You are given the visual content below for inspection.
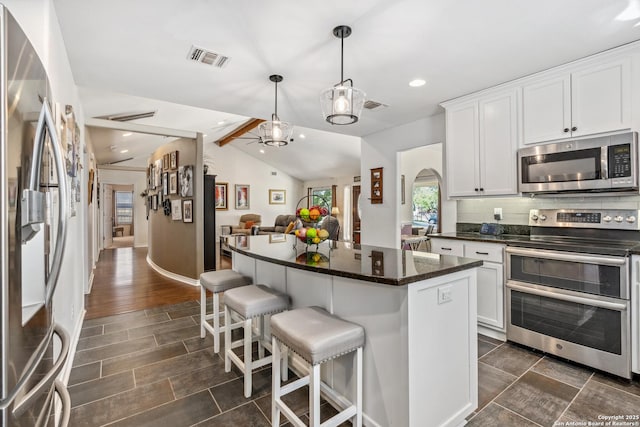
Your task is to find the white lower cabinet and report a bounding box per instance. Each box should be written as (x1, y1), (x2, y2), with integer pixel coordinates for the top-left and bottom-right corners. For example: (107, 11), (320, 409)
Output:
(430, 238), (506, 337)
(632, 255), (639, 374)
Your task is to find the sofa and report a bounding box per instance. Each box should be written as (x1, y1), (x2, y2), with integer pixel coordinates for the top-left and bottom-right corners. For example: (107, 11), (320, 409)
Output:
(258, 214), (297, 235)
(224, 213), (262, 236)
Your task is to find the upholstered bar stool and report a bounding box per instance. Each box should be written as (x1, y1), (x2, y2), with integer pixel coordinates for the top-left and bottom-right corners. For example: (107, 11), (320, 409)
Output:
(270, 306), (365, 427)
(199, 270), (252, 353)
(224, 284), (290, 398)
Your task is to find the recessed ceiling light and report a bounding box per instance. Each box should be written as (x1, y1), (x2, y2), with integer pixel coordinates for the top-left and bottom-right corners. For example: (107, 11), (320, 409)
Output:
(259, 149), (265, 154)
(120, 149), (129, 153)
(203, 134), (208, 137)
(217, 120), (225, 125)
(299, 134), (306, 139)
(409, 79), (426, 87)
(122, 132), (133, 137)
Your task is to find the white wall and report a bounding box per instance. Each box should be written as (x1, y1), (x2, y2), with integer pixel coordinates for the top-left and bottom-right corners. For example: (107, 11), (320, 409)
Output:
(5, 0), (88, 373)
(98, 168), (148, 247)
(204, 144), (304, 231)
(360, 114), (448, 248)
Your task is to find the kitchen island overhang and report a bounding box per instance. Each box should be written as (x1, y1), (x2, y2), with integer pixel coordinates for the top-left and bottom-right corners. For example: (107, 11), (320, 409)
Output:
(226, 235), (481, 427)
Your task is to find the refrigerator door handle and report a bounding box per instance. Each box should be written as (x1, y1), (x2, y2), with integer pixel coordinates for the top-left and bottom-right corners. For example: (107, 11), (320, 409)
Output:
(21, 99), (68, 303)
(11, 324), (70, 418)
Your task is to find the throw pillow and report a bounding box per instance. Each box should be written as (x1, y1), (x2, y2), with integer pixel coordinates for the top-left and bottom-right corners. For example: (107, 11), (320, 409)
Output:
(284, 221), (295, 234)
(245, 220), (255, 229)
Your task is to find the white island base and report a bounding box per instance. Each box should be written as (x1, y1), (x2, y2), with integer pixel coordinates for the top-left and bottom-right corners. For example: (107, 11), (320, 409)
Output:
(233, 252), (478, 427)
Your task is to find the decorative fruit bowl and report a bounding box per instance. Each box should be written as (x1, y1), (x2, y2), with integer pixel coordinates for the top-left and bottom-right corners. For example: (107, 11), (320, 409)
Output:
(294, 227), (330, 245)
(296, 251), (330, 267)
(296, 205), (329, 223)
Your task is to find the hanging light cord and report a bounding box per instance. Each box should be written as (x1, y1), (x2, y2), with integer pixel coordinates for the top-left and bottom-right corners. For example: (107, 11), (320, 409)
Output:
(340, 31), (345, 85)
(273, 79), (279, 121)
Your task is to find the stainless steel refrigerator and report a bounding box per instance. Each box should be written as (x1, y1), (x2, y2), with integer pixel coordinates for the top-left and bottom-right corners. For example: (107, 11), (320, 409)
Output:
(0, 4), (71, 426)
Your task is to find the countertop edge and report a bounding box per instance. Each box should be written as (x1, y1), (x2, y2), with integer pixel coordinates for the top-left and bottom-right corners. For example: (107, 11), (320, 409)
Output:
(229, 245), (483, 286)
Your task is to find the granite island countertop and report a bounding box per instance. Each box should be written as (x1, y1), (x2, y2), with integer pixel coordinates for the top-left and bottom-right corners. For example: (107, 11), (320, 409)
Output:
(227, 234), (482, 286)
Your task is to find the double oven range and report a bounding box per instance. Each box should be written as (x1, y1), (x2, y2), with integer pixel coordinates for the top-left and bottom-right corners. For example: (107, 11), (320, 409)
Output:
(506, 209), (639, 379)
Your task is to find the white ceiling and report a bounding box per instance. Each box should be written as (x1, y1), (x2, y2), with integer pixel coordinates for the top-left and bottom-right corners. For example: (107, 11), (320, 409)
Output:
(54, 0), (640, 178)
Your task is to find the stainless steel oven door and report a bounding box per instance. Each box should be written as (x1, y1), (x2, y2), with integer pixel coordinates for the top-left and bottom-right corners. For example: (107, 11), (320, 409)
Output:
(506, 247), (628, 299)
(506, 281), (631, 378)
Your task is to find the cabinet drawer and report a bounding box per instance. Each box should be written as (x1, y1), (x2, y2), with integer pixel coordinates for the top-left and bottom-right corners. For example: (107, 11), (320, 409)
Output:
(430, 239), (464, 257)
(464, 242), (504, 263)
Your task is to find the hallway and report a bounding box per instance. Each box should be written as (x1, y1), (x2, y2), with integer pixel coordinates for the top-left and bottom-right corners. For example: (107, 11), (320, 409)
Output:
(86, 247), (201, 319)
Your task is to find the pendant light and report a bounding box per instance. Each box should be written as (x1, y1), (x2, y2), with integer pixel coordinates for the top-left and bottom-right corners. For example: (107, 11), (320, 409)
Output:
(320, 25), (366, 125)
(259, 74), (293, 147)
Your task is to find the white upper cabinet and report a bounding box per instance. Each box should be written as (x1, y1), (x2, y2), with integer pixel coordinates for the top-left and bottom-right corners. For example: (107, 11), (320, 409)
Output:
(445, 89), (519, 198)
(522, 58), (631, 145)
(522, 76), (571, 144)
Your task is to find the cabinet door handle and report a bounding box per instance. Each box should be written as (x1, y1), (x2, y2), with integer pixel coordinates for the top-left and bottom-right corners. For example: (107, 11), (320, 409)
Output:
(475, 251), (489, 255)
(571, 126), (577, 132)
(474, 188), (479, 192)
(563, 128), (570, 133)
(441, 247), (452, 251)
(479, 188), (484, 191)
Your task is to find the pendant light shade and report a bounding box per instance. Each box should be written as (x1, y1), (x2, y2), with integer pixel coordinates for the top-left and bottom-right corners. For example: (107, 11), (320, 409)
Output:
(259, 74), (293, 147)
(320, 25), (366, 125)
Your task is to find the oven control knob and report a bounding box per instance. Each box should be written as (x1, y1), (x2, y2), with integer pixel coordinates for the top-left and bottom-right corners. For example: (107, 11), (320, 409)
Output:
(614, 215), (624, 223)
(539, 215), (547, 221)
(626, 216), (636, 223)
(603, 215), (612, 222)
(531, 214), (538, 221)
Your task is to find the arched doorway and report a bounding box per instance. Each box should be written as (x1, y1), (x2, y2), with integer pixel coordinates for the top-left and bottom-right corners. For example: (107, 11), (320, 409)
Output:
(412, 168), (442, 234)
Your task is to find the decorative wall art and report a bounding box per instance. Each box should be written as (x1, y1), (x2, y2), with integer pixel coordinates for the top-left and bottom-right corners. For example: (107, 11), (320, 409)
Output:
(235, 184), (250, 209)
(171, 199), (182, 220)
(183, 200), (193, 223)
(269, 189), (286, 205)
(179, 165), (194, 197)
(169, 172), (178, 195)
(153, 194), (158, 211)
(170, 151), (179, 169)
(163, 153), (170, 170)
(215, 183), (228, 210)
(154, 158), (162, 188)
(370, 167), (383, 204)
(64, 104), (80, 178)
(162, 172), (169, 196)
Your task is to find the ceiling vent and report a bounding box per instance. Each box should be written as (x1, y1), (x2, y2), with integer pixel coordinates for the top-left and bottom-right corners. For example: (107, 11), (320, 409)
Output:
(95, 110), (156, 122)
(363, 100), (388, 110)
(187, 45), (230, 68)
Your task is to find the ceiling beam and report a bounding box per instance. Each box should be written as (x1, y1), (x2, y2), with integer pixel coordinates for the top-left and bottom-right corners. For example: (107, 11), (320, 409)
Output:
(215, 118), (265, 147)
(85, 118), (198, 139)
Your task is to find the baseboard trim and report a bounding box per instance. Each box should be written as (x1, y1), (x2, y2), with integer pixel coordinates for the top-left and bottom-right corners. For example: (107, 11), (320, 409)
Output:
(134, 244), (148, 248)
(146, 255), (199, 287)
(61, 309), (86, 385)
(86, 271), (95, 294)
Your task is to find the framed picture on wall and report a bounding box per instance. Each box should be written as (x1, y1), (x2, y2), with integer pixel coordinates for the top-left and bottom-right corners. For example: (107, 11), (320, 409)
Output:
(162, 172), (169, 195)
(183, 200), (193, 223)
(170, 151), (179, 169)
(179, 165), (194, 197)
(163, 153), (170, 170)
(269, 189), (286, 205)
(152, 194), (158, 211)
(169, 172), (178, 195)
(235, 184), (250, 209)
(215, 183), (228, 210)
(171, 199), (182, 220)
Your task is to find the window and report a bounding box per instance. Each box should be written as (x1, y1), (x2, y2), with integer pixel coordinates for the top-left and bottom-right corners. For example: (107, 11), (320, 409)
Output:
(311, 187), (331, 207)
(412, 170), (440, 228)
(114, 191), (133, 225)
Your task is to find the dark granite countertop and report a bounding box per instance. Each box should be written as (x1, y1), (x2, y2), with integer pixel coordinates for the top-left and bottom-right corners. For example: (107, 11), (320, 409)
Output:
(227, 234), (482, 286)
(430, 232), (640, 256)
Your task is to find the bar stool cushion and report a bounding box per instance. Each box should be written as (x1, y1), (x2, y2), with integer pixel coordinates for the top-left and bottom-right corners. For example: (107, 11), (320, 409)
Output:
(271, 306), (365, 365)
(200, 270), (251, 294)
(224, 284), (289, 318)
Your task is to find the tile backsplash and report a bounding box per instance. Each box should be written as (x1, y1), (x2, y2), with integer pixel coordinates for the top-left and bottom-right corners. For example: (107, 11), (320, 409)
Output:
(457, 195), (640, 226)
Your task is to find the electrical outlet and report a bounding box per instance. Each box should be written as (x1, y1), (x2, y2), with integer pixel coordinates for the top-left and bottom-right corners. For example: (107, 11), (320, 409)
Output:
(494, 208), (503, 221)
(438, 286), (452, 304)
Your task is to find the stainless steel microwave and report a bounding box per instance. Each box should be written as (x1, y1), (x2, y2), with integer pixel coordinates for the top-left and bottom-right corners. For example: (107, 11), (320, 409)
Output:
(518, 132), (638, 195)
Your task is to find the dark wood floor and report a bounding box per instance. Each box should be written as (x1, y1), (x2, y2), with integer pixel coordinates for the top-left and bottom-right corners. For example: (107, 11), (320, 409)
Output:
(85, 247), (231, 320)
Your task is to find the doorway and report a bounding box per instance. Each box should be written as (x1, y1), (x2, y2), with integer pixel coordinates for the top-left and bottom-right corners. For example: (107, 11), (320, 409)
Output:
(412, 168), (441, 234)
(106, 184), (135, 248)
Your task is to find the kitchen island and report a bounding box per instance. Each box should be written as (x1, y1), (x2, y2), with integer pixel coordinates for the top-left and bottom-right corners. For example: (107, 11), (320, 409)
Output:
(227, 234), (482, 427)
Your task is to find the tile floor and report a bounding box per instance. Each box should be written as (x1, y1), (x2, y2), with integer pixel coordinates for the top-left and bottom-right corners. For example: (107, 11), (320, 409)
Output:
(68, 301), (640, 426)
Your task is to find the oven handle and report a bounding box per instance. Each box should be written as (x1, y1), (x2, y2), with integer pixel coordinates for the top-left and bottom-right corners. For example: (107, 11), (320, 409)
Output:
(506, 281), (628, 311)
(506, 247), (627, 266)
